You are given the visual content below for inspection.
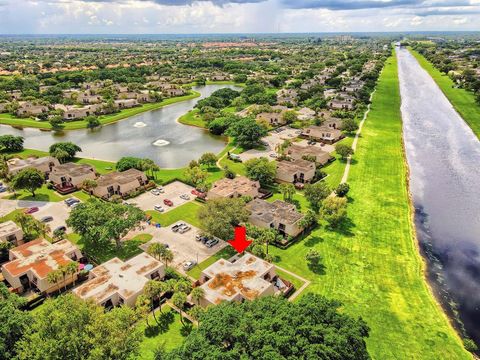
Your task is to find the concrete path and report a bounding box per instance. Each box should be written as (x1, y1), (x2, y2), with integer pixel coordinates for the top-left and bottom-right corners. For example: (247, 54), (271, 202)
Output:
(340, 89), (376, 184)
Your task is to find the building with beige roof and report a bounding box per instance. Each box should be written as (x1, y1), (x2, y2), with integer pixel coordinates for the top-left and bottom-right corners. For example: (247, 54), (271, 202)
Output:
(93, 168), (148, 199)
(49, 162), (96, 193)
(73, 253), (165, 308)
(197, 254), (276, 307)
(2, 239), (82, 294)
(286, 144), (332, 166)
(0, 220), (24, 246)
(208, 176), (260, 200)
(300, 125), (345, 144)
(7, 156), (60, 176)
(246, 199), (305, 237)
(276, 159), (316, 184)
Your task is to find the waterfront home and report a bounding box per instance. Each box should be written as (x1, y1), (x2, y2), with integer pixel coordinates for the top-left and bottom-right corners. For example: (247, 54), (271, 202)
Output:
(77, 91), (103, 105)
(209, 74), (231, 81)
(49, 162), (96, 193)
(16, 102), (49, 117)
(164, 88), (186, 97)
(2, 239), (83, 294)
(0, 221), (24, 246)
(136, 91), (156, 103)
(93, 168), (148, 199)
(55, 104), (101, 120)
(195, 254), (276, 307)
(114, 99), (138, 109)
(73, 253), (165, 308)
(246, 199), (305, 237)
(7, 156), (60, 177)
(300, 125), (345, 144)
(208, 176), (260, 200)
(328, 99), (354, 110)
(286, 144), (332, 166)
(276, 159), (316, 184)
(0, 102), (8, 113)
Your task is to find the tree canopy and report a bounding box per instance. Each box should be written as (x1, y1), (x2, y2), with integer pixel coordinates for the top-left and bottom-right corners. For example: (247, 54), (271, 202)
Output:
(167, 294), (370, 360)
(49, 142), (82, 162)
(244, 157), (276, 187)
(226, 117), (268, 148)
(0, 135), (24, 152)
(11, 168), (44, 196)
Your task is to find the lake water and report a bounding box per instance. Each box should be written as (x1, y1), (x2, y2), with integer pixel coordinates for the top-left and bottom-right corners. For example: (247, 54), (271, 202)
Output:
(397, 47), (480, 346)
(0, 85), (240, 168)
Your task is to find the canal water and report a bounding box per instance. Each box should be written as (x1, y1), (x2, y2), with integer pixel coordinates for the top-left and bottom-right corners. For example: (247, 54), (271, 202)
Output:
(397, 47), (480, 346)
(0, 85), (239, 168)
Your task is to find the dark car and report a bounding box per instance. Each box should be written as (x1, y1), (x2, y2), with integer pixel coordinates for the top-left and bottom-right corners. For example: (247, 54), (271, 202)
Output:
(40, 216), (54, 223)
(53, 226), (67, 233)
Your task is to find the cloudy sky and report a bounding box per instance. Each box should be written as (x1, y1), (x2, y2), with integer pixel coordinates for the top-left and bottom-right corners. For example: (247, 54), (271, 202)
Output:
(1, 0), (479, 34)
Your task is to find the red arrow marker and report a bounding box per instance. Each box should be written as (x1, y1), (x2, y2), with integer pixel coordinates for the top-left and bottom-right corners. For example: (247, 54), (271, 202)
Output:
(227, 226), (252, 254)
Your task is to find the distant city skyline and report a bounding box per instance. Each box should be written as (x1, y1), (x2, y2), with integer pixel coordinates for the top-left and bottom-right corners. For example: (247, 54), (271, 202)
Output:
(1, 0), (479, 34)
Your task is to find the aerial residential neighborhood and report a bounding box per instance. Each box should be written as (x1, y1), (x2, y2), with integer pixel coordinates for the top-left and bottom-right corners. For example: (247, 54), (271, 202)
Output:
(0, 4), (480, 360)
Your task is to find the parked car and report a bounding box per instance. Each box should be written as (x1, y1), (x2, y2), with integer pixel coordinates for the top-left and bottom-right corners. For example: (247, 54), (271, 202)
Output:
(163, 199), (173, 207)
(154, 205), (164, 212)
(196, 234), (208, 242)
(151, 189), (161, 196)
(171, 222), (185, 232)
(40, 216), (53, 223)
(205, 238), (219, 248)
(183, 261), (197, 271)
(65, 198), (80, 206)
(0, 186), (7, 193)
(24, 207), (39, 214)
(191, 189), (202, 196)
(269, 153), (277, 158)
(178, 224), (191, 234)
(53, 226), (67, 233)
(156, 186), (165, 193)
(180, 194), (190, 200)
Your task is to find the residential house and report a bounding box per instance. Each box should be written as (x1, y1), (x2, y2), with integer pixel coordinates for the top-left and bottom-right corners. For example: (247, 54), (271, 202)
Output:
(246, 199), (305, 237)
(297, 107), (316, 121)
(286, 144), (332, 166)
(328, 99), (354, 110)
(16, 102), (49, 117)
(49, 162), (96, 193)
(0, 221), (24, 246)
(7, 156), (60, 176)
(114, 99), (138, 109)
(136, 91), (156, 103)
(73, 253), (165, 308)
(8, 90), (22, 100)
(323, 89), (337, 98)
(55, 104), (101, 120)
(93, 168), (148, 199)
(208, 176), (260, 200)
(300, 125), (345, 144)
(276, 159), (316, 184)
(196, 254), (276, 307)
(276, 89), (298, 106)
(77, 92), (103, 105)
(256, 111), (285, 126)
(2, 239), (83, 294)
(0, 102), (8, 113)
(209, 74), (231, 81)
(164, 88), (185, 97)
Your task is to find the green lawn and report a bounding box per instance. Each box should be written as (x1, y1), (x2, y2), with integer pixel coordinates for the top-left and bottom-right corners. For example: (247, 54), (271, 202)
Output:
(146, 201), (203, 229)
(187, 246), (236, 279)
(137, 307), (192, 359)
(0, 92), (200, 130)
(269, 55), (469, 359)
(7, 184), (66, 202)
(177, 109), (207, 128)
(410, 49), (480, 139)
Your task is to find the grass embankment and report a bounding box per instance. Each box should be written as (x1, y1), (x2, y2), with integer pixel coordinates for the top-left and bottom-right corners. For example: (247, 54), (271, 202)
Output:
(410, 49), (480, 139)
(0, 92), (200, 130)
(269, 55), (470, 359)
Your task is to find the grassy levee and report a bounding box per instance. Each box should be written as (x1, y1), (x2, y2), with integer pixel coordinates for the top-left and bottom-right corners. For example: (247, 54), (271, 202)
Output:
(270, 55), (470, 359)
(0, 91), (200, 130)
(410, 49), (480, 139)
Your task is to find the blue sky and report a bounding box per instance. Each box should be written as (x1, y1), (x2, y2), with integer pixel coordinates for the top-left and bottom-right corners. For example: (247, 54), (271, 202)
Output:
(1, 0), (479, 34)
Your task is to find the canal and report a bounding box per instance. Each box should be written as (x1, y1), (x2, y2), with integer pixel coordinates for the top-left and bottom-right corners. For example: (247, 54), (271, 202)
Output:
(0, 84), (240, 168)
(397, 47), (480, 347)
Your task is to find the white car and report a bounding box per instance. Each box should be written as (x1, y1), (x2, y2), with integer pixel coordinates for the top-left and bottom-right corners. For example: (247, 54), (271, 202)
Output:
(154, 205), (164, 212)
(151, 189), (160, 196)
(156, 187), (165, 193)
(178, 224), (191, 233)
(183, 261), (197, 271)
(180, 194), (190, 200)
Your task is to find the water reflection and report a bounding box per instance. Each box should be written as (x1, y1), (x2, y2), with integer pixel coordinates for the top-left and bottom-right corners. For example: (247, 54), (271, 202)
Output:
(0, 85), (239, 168)
(397, 47), (480, 346)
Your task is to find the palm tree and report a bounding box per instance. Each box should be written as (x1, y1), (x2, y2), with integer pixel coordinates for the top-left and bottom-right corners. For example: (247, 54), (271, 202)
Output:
(144, 280), (165, 323)
(161, 249), (174, 267)
(171, 292), (187, 326)
(279, 183), (295, 202)
(65, 261), (79, 287)
(135, 295), (151, 328)
(147, 243), (166, 262)
(59, 264), (69, 291)
(190, 287), (205, 306)
(46, 269), (62, 294)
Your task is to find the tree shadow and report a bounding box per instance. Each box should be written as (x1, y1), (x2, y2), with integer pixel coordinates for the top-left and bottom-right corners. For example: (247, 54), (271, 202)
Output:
(307, 261), (326, 275)
(326, 217), (356, 237)
(180, 322), (193, 336)
(304, 236), (324, 248)
(144, 310), (175, 338)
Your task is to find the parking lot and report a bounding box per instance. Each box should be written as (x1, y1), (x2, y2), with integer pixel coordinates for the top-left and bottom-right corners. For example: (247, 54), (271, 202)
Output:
(31, 201), (74, 234)
(130, 181), (194, 213)
(239, 127), (302, 162)
(140, 222), (227, 274)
